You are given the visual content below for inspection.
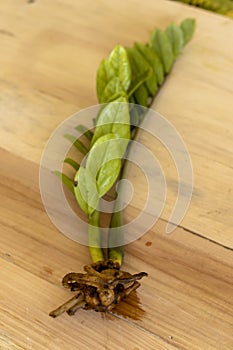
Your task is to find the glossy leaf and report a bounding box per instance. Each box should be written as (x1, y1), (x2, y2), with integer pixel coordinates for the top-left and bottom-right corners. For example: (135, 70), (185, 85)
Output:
(91, 96), (130, 153)
(126, 47), (149, 96)
(74, 167), (99, 215)
(108, 44), (131, 92)
(180, 18), (196, 46)
(134, 84), (149, 107)
(100, 77), (126, 103)
(127, 47), (157, 96)
(166, 23), (184, 59)
(96, 45), (131, 102)
(87, 133), (122, 197)
(134, 42), (164, 85)
(127, 70), (150, 98)
(96, 59), (115, 101)
(98, 159), (121, 197)
(150, 29), (174, 74)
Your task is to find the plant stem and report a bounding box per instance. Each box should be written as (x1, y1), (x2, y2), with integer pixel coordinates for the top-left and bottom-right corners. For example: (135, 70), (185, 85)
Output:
(108, 160), (128, 267)
(108, 209), (124, 266)
(108, 106), (147, 266)
(88, 209), (104, 263)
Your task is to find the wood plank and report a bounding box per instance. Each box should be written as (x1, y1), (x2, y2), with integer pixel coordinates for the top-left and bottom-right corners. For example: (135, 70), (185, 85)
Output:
(0, 0), (232, 248)
(1, 0), (233, 348)
(148, 11), (233, 247)
(0, 259), (176, 350)
(1, 149), (233, 349)
(0, 0), (232, 162)
(126, 120), (233, 247)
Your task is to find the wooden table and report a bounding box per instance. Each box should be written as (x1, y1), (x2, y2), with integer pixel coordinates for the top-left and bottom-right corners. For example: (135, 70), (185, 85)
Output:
(1, 1), (233, 349)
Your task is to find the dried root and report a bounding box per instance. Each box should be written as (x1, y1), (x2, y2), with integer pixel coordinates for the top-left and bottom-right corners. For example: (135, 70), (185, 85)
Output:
(49, 260), (147, 317)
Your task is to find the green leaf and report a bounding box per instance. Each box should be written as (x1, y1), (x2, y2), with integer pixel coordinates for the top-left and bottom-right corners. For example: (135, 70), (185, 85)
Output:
(128, 95), (135, 104)
(180, 18), (196, 46)
(64, 158), (80, 171)
(129, 103), (144, 127)
(126, 47), (157, 96)
(104, 91), (128, 103)
(134, 42), (164, 85)
(126, 47), (150, 97)
(97, 158), (121, 197)
(127, 70), (151, 98)
(53, 170), (74, 193)
(134, 83), (149, 107)
(64, 134), (88, 155)
(166, 23), (184, 59)
(96, 59), (115, 101)
(150, 29), (174, 74)
(75, 124), (93, 141)
(74, 167), (99, 215)
(108, 45), (131, 92)
(86, 133), (122, 197)
(91, 96), (130, 153)
(100, 76), (126, 103)
(96, 45), (131, 102)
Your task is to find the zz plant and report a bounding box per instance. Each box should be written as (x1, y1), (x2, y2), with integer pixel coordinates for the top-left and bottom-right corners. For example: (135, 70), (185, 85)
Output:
(50, 18), (195, 317)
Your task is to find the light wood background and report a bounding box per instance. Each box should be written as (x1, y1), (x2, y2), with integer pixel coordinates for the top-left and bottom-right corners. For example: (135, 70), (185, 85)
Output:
(0, 1), (233, 349)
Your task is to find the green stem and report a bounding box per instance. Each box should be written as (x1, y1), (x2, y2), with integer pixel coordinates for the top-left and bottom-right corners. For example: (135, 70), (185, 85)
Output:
(108, 158), (129, 267)
(108, 209), (124, 266)
(88, 209), (104, 263)
(108, 106), (147, 266)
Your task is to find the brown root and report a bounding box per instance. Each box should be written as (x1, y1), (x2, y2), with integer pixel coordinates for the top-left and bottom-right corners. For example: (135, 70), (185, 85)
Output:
(50, 260), (147, 317)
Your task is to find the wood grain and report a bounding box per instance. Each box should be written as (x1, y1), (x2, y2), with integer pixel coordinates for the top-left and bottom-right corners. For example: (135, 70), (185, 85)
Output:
(0, 0), (233, 349)
(1, 148), (233, 349)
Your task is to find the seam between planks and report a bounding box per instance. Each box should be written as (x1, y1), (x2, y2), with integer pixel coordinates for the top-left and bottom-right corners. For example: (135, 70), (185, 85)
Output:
(159, 217), (233, 252)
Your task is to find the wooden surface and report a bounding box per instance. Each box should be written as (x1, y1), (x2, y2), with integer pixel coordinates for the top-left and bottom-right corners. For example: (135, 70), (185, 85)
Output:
(0, 1), (233, 349)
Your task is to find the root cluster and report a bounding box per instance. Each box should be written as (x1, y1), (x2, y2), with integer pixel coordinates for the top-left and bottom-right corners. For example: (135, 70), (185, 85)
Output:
(49, 260), (147, 317)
